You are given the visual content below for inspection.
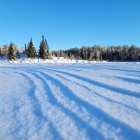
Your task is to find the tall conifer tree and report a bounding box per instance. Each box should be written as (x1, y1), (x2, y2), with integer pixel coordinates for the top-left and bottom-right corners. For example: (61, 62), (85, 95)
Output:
(39, 35), (49, 59)
(27, 38), (36, 58)
(8, 43), (16, 60)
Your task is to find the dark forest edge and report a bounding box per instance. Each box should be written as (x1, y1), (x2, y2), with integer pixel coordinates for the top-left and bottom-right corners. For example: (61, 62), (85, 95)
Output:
(0, 36), (140, 61)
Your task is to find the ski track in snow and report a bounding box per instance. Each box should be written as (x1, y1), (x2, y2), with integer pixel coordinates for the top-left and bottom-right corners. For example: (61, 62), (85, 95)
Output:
(0, 62), (140, 140)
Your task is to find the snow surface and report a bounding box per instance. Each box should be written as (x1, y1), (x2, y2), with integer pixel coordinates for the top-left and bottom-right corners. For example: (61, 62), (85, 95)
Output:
(0, 57), (91, 64)
(0, 62), (140, 140)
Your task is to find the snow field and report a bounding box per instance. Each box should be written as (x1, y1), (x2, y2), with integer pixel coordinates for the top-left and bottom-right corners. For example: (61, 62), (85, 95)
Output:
(0, 62), (140, 140)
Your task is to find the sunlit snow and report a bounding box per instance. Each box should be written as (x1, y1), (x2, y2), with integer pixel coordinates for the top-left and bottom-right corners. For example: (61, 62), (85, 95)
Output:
(0, 61), (140, 140)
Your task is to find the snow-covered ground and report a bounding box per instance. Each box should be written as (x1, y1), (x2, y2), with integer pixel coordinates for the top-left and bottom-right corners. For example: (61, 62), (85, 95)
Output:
(0, 62), (140, 140)
(0, 56), (90, 64)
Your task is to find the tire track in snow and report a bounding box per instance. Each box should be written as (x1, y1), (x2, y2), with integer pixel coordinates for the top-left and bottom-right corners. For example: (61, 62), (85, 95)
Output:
(20, 70), (94, 140)
(45, 68), (140, 98)
(2, 65), (139, 139)
(37, 70), (140, 140)
(37, 68), (140, 111)
(49, 70), (140, 112)
(45, 70), (140, 131)
(15, 71), (63, 140)
(38, 71), (124, 140)
(70, 67), (140, 86)
(42, 69), (140, 131)
(28, 71), (104, 140)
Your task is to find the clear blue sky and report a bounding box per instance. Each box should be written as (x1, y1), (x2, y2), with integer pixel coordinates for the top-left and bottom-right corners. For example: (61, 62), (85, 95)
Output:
(0, 0), (140, 50)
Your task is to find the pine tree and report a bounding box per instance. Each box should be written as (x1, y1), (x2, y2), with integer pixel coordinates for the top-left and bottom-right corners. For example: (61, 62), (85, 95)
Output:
(8, 43), (16, 60)
(27, 38), (36, 58)
(39, 36), (50, 59)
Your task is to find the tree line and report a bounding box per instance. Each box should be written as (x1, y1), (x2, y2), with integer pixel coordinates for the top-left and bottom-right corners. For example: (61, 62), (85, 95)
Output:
(52, 45), (140, 61)
(0, 38), (140, 61)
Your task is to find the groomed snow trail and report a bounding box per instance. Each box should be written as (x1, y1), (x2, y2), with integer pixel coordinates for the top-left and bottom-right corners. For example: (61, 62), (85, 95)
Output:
(0, 62), (140, 140)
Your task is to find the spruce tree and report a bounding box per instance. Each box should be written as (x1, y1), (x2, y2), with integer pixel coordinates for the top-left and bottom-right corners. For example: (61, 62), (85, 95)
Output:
(27, 38), (36, 58)
(39, 35), (49, 59)
(8, 43), (16, 60)
(39, 36), (47, 59)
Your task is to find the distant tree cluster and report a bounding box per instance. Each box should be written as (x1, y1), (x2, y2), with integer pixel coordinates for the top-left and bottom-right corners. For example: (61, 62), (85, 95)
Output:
(0, 43), (18, 60)
(0, 36), (50, 60)
(52, 45), (140, 61)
